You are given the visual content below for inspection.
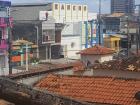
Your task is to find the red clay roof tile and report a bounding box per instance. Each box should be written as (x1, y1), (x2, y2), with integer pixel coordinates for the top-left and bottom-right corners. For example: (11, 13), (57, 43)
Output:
(77, 45), (115, 55)
(36, 74), (140, 105)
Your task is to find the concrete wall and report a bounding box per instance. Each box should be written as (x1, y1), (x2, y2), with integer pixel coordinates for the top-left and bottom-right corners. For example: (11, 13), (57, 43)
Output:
(61, 36), (81, 59)
(92, 69), (140, 79)
(50, 3), (88, 23)
(81, 55), (101, 66)
(11, 4), (52, 21)
(100, 55), (113, 62)
(81, 54), (113, 66)
(61, 22), (82, 59)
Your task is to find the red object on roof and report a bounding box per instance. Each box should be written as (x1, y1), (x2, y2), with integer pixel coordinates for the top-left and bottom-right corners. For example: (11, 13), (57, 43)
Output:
(36, 74), (140, 105)
(73, 61), (85, 71)
(77, 45), (115, 55)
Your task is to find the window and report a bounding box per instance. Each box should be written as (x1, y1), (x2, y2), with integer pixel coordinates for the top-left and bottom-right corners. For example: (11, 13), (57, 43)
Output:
(73, 6), (76, 11)
(67, 5), (70, 10)
(42, 30), (55, 43)
(71, 42), (75, 48)
(55, 4), (58, 10)
(84, 6), (87, 11)
(61, 5), (64, 10)
(79, 6), (81, 11)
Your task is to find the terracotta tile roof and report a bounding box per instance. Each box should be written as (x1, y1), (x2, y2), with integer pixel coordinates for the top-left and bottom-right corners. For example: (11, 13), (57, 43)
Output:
(93, 56), (140, 72)
(36, 74), (140, 105)
(77, 45), (115, 55)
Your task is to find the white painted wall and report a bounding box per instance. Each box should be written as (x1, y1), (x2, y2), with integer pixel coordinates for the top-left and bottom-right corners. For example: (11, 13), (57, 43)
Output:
(65, 4), (72, 23)
(59, 3), (66, 23)
(82, 5), (88, 21)
(39, 3), (97, 23)
(39, 3), (88, 23)
(100, 55), (113, 62)
(53, 3), (60, 23)
(72, 5), (78, 22)
(81, 54), (113, 66)
(61, 36), (81, 59)
(77, 5), (82, 22)
(61, 22), (82, 59)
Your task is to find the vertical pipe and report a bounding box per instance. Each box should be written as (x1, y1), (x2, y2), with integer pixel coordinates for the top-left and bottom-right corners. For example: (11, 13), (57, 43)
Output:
(127, 17), (130, 57)
(36, 26), (39, 59)
(98, 0), (101, 45)
(49, 44), (51, 63)
(8, 20), (12, 74)
(85, 21), (88, 48)
(136, 28), (139, 55)
(90, 20), (93, 47)
(46, 45), (48, 60)
(96, 24), (99, 44)
(26, 44), (28, 71)
(139, 5), (140, 49)
(20, 47), (24, 66)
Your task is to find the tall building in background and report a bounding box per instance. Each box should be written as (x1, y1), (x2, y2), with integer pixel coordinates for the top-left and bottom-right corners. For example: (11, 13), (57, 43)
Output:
(111, 0), (135, 14)
(0, 0), (12, 75)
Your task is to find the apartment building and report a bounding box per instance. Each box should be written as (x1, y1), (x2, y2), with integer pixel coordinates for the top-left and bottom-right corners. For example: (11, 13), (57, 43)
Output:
(0, 0), (12, 74)
(111, 0), (135, 14)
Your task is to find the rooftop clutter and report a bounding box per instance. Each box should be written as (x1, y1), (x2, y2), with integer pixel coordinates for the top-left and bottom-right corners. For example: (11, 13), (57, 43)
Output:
(93, 56), (140, 72)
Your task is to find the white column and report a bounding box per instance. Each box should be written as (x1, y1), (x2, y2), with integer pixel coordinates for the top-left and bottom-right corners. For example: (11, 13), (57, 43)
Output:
(26, 44), (28, 71)
(46, 45), (48, 61)
(20, 48), (24, 66)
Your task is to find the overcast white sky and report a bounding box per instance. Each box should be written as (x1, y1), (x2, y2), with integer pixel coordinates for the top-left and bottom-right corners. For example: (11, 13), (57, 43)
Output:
(11, 0), (140, 13)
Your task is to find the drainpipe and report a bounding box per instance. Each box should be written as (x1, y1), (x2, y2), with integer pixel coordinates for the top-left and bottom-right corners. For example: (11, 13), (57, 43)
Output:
(25, 44), (29, 71)
(90, 20), (93, 47)
(85, 21), (88, 48)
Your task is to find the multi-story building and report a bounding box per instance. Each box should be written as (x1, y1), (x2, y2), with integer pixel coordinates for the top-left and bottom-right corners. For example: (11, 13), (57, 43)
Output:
(111, 0), (135, 14)
(0, 0), (12, 74)
(12, 3), (99, 60)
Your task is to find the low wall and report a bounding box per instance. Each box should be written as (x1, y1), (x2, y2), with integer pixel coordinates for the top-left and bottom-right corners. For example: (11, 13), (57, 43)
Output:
(0, 77), (93, 105)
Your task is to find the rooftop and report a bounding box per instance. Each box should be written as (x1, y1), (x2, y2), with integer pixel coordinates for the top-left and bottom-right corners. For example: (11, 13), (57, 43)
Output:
(106, 13), (125, 18)
(77, 45), (115, 55)
(36, 74), (140, 105)
(12, 3), (51, 7)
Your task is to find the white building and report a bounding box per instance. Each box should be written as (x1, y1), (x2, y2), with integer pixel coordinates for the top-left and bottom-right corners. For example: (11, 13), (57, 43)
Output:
(39, 3), (97, 59)
(77, 45), (115, 66)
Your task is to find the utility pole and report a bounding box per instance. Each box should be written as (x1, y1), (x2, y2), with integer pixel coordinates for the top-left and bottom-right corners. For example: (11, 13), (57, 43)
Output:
(126, 16), (130, 57)
(135, 5), (140, 55)
(98, 0), (101, 45)
(35, 26), (39, 58)
(25, 44), (29, 71)
(7, 7), (12, 74)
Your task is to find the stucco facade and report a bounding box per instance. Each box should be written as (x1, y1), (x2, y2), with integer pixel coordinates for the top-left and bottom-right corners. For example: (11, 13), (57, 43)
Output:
(81, 54), (113, 66)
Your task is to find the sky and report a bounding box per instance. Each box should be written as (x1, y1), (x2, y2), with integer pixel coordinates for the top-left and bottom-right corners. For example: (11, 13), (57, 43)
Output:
(11, 0), (140, 13)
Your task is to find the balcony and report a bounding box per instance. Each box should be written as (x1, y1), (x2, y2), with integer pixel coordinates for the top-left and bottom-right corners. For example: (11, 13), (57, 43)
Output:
(0, 39), (7, 49)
